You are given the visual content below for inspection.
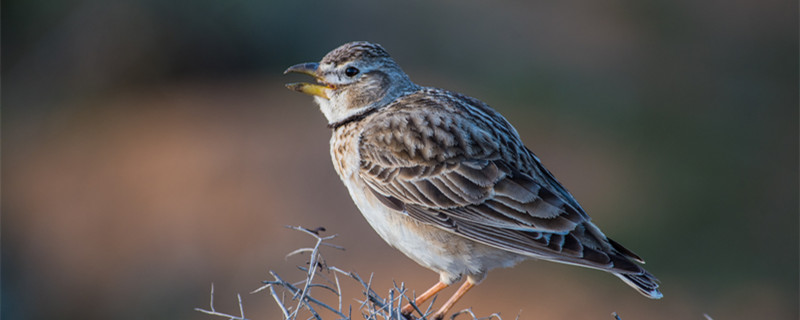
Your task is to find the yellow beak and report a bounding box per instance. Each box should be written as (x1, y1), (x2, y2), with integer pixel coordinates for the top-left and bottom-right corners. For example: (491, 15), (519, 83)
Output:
(284, 62), (332, 99)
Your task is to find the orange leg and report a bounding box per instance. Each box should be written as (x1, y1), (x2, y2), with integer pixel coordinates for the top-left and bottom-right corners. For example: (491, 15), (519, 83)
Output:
(431, 280), (475, 320)
(401, 281), (449, 316)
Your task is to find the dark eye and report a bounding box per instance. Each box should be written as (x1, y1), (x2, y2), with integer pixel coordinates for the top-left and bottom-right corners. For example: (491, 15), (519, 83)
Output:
(345, 66), (360, 77)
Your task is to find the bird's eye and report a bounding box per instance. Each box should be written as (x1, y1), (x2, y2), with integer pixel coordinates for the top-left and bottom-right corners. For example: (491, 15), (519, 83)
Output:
(345, 66), (360, 77)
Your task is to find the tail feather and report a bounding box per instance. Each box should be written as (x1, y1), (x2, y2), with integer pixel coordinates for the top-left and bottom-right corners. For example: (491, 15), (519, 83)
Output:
(608, 237), (644, 263)
(602, 235), (661, 298)
(614, 271), (663, 299)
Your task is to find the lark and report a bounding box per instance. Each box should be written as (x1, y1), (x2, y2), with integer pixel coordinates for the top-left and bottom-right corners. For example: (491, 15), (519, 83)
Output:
(285, 41), (661, 319)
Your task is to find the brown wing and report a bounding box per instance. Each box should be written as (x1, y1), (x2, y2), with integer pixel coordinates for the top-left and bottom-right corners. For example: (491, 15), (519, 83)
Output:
(357, 90), (647, 274)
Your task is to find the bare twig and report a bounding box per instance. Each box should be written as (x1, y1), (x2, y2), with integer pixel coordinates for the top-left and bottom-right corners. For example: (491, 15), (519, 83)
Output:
(451, 308), (504, 320)
(270, 286), (291, 319)
(198, 226), (491, 320)
(195, 284), (249, 320)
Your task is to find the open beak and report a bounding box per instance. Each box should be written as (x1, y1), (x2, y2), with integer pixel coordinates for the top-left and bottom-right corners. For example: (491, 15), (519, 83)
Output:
(284, 62), (332, 99)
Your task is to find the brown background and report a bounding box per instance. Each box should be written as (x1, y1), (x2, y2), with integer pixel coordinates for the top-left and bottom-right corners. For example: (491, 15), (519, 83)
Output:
(3, 1), (798, 319)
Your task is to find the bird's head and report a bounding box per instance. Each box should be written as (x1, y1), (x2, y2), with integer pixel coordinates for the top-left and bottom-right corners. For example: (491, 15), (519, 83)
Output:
(284, 41), (417, 126)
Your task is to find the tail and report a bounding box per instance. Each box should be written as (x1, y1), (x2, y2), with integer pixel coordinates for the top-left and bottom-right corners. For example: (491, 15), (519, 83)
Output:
(614, 270), (662, 299)
(607, 237), (663, 299)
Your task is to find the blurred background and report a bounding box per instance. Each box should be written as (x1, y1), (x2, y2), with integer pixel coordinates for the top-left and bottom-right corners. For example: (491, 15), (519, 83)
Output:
(3, 1), (797, 319)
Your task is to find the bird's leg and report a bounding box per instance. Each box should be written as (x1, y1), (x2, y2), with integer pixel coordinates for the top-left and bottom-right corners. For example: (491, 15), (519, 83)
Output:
(430, 280), (475, 320)
(400, 281), (448, 316)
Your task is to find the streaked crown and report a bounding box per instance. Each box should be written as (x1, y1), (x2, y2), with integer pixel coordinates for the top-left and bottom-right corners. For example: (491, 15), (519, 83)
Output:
(321, 41), (392, 66)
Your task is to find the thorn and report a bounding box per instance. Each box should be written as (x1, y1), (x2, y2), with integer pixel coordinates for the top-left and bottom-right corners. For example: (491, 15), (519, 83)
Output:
(304, 226), (327, 235)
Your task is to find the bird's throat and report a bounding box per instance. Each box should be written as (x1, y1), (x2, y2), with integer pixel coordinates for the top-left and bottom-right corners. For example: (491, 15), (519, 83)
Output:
(327, 106), (380, 130)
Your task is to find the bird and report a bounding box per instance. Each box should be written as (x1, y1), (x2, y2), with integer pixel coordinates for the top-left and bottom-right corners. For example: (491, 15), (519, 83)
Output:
(284, 41), (661, 319)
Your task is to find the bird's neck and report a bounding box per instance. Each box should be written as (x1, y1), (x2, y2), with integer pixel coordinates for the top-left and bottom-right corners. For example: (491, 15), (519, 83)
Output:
(327, 106), (381, 130)
(319, 79), (419, 129)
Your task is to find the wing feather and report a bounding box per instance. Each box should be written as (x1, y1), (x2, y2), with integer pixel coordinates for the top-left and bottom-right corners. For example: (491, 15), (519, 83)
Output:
(357, 90), (647, 275)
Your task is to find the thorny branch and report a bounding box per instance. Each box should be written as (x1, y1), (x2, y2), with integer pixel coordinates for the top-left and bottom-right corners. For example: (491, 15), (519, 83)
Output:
(196, 225), (658, 320)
